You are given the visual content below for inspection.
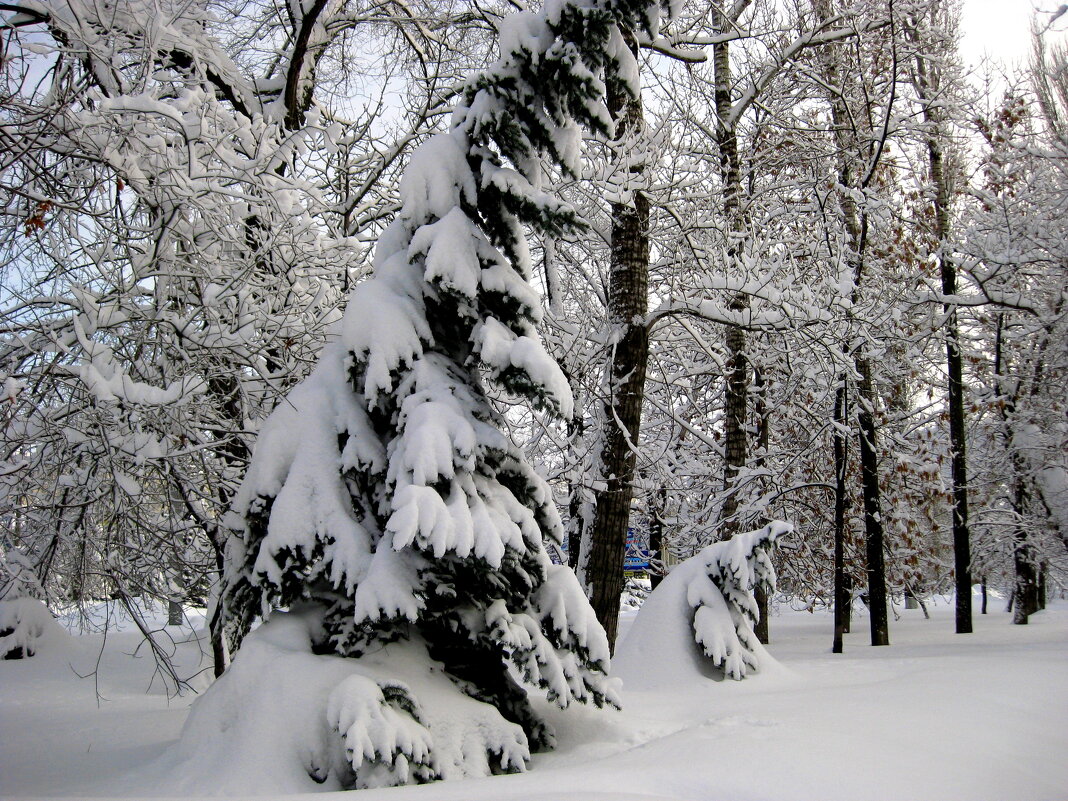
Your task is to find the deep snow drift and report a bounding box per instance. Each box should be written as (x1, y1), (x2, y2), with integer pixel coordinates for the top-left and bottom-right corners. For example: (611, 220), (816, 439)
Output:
(1, 593), (1066, 801)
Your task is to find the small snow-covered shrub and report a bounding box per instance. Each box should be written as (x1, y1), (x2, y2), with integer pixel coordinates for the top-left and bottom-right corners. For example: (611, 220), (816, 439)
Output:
(688, 522), (791, 679)
(614, 522), (791, 688)
(0, 597), (63, 659)
(1, 548), (61, 659)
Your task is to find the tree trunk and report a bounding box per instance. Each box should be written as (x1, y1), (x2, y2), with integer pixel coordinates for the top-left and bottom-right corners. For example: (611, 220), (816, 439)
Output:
(856, 356), (890, 646)
(813, 0), (890, 647)
(566, 415), (586, 573)
(995, 315), (1041, 627)
(648, 485), (667, 590)
(919, 64), (972, 633)
(168, 600), (183, 626)
(1012, 463), (1042, 624)
(721, 318), (748, 533)
(833, 381), (849, 653)
(712, 26), (750, 540)
(585, 28), (649, 652)
(1013, 542), (1038, 625)
(753, 367), (771, 643)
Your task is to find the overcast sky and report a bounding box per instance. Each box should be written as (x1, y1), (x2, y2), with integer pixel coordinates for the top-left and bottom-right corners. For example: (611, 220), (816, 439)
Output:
(960, 0), (1068, 71)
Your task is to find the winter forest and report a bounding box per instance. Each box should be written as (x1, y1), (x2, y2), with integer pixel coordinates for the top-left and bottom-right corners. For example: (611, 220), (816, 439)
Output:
(1, 0), (1066, 799)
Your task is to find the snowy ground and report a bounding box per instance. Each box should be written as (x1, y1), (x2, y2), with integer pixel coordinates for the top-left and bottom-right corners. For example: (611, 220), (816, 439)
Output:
(2, 593), (1065, 801)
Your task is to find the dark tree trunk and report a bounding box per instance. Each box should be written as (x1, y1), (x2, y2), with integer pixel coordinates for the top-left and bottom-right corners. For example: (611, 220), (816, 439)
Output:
(753, 368), (771, 643)
(941, 254), (973, 634)
(813, 0), (890, 647)
(995, 315), (1041, 627)
(753, 586), (770, 644)
(833, 381), (849, 653)
(586, 29), (649, 652)
(648, 486), (667, 590)
(1012, 462), (1041, 625)
(712, 28), (749, 539)
(843, 573), (853, 634)
(1013, 543), (1038, 625)
(567, 494), (583, 572)
(856, 357), (890, 646)
(208, 532), (229, 676)
(925, 114), (972, 635)
(566, 414), (585, 573)
(721, 318), (748, 532)
(200, 374), (252, 673)
(980, 578), (988, 615)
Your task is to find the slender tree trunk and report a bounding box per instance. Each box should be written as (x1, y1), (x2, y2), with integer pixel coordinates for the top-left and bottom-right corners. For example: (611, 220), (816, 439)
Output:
(202, 374), (251, 674)
(566, 414), (586, 573)
(586, 28), (649, 651)
(843, 573), (853, 633)
(813, 1), (890, 646)
(1012, 462), (1041, 624)
(753, 368), (771, 643)
(208, 534), (229, 676)
(648, 485), (667, 590)
(713, 27), (750, 540)
(940, 211), (973, 635)
(856, 357), (890, 646)
(1013, 540), (1038, 625)
(833, 381), (849, 653)
(994, 314), (1040, 626)
(918, 57), (972, 633)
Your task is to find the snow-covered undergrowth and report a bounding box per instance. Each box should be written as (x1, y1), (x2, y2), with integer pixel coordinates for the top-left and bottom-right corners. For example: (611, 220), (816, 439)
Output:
(0, 597), (67, 659)
(142, 609), (536, 794)
(615, 522), (790, 687)
(3, 592), (1067, 800)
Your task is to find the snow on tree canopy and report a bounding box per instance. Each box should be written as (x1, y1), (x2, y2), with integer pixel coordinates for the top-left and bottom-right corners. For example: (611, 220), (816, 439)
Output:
(613, 522), (792, 689)
(219, 0), (668, 788)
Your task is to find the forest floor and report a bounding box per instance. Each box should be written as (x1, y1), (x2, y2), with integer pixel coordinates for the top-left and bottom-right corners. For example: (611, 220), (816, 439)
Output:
(1, 590), (1065, 801)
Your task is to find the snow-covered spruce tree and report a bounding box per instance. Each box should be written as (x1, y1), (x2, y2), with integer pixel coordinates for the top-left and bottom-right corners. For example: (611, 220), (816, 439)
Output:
(220, 0), (667, 784)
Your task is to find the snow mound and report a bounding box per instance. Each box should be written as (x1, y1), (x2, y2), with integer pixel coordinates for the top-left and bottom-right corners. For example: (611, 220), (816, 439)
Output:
(135, 609), (531, 794)
(0, 598), (68, 659)
(613, 522), (791, 690)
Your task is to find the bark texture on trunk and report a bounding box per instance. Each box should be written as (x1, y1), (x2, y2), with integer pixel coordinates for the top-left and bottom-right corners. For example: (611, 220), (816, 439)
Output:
(712, 27), (750, 539)
(1012, 459), (1041, 624)
(994, 314), (1042, 626)
(753, 368), (771, 643)
(648, 485), (667, 590)
(856, 357), (890, 646)
(919, 60), (972, 634)
(586, 29), (649, 652)
(832, 381), (849, 653)
(813, 0), (890, 646)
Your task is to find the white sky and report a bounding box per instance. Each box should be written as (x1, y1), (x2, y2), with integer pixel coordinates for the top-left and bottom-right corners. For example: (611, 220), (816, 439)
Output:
(960, 0), (1068, 72)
